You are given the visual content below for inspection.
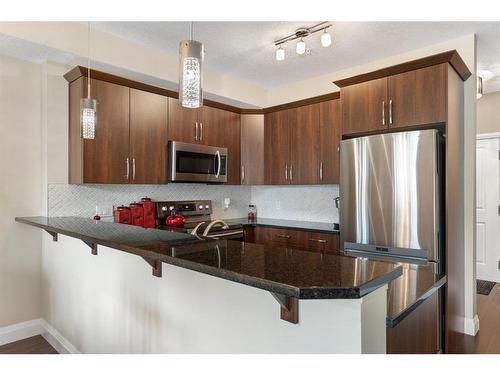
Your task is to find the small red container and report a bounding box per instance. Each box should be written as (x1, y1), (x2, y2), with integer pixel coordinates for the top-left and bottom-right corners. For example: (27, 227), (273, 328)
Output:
(141, 197), (156, 228)
(166, 210), (185, 228)
(114, 206), (131, 224)
(129, 202), (144, 227)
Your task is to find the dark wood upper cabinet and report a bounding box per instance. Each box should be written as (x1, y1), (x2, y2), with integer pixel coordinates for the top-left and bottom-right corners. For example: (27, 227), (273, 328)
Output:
(340, 63), (449, 136)
(265, 110), (291, 185)
(319, 99), (341, 184)
(130, 89), (168, 184)
(341, 77), (388, 135)
(167, 98), (200, 144)
(387, 64), (447, 129)
(202, 106), (241, 184)
(241, 114), (264, 185)
(83, 79), (130, 184)
(291, 104), (319, 185)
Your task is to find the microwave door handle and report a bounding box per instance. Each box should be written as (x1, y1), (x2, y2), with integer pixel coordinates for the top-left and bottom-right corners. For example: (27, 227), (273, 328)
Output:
(215, 150), (221, 178)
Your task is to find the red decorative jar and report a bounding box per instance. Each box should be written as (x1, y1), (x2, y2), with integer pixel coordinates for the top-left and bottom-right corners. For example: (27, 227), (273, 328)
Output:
(129, 202), (144, 227)
(141, 197), (156, 228)
(114, 206), (131, 224)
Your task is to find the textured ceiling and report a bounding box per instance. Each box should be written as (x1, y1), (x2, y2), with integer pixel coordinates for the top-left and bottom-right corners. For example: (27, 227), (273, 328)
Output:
(92, 21), (500, 91)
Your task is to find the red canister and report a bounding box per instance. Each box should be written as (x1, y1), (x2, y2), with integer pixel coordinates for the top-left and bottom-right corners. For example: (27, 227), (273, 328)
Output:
(141, 197), (156, 228)
(129, 202), (144, 227)
(114, 206), (131, 224)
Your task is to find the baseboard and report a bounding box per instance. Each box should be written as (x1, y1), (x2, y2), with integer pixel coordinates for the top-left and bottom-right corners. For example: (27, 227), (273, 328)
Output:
(0, 319), (45, 346)
(463, 314), (480, 336)
(0, 318), (79, 353)
(40, 320), (80, 354)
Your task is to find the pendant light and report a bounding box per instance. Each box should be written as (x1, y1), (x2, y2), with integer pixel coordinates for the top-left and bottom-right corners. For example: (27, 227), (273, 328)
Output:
(80, 22), (97, 139)
(179, 22), (204, 108)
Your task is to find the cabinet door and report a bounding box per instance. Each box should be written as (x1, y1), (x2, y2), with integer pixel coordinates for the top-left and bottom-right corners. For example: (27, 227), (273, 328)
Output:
(319, 99), (341, 184)
(129, 89), (168, 184)
(83, 79), (130, 184)
(202, 106), (241, 184)
(341, 77), (388, 135)
(168, 98), (200, 143)
(290, 104), (320, 185)
(388, 64), (447, 129)
(241, 114), (264, 185)
(264, 110), (291, 185)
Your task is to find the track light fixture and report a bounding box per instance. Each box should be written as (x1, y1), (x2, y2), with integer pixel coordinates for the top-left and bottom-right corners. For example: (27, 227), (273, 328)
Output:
(274, 22), (332, 61)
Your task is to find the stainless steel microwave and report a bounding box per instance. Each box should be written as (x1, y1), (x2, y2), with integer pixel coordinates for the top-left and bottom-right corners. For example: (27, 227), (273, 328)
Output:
(168, 141), (227, 183)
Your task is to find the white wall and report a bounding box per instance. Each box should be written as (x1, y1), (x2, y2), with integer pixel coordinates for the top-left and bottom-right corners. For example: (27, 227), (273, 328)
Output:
(0, 55), (43, 326)
(477, 91), (500, 134)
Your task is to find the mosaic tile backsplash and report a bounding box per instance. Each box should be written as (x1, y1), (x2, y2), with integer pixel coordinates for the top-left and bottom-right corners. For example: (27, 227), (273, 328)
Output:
(251, 185), (339, 223)
(48, 184), (252, 220)
(48, 184), (339, 223)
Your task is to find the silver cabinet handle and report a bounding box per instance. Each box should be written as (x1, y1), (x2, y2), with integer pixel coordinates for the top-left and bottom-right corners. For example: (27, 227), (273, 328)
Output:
(389, 99), (393, 125)
(195, 122), (199, 141)
(382, 101), (386, 126)
(320, 162), (323, 181)
(309, 238), (327, 243)
(277, 234), (291, 239)
(285, 164), (288, 181)
(215, 150), (221, 178)
(241, 165), (245, 184)
(125, 158), (130, 180)
(290, 165), (293, 182)
(200, 122), (203, 142)
(132, 158), (136, 181)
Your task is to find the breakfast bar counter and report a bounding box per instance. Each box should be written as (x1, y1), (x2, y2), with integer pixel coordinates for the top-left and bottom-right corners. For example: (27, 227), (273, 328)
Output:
(16, 216), (405, 353)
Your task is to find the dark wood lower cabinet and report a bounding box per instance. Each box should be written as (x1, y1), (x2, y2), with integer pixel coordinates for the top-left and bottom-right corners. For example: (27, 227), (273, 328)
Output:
(386, 291), (440, 354)
(246, 226), (340, 255)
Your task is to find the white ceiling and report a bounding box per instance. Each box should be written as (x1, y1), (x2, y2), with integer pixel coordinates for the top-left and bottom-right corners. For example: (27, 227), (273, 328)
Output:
(93, 21), (500, 91)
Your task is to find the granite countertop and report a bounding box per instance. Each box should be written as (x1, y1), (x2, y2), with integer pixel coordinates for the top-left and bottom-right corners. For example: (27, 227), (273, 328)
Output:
(16, 216), (401, 300)
(226, 217), (339, 234)
(387, 263), (447, 327)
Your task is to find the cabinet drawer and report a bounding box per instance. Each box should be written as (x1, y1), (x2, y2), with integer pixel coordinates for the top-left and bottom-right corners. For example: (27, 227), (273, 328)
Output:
(304, 232), (340, 254)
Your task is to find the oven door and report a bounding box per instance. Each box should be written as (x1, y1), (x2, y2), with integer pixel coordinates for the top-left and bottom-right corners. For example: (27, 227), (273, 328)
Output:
(168, 141), (228, 183)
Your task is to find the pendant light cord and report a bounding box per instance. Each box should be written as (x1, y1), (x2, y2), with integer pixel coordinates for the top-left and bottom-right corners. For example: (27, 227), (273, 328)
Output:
(87, 21), (91, 99)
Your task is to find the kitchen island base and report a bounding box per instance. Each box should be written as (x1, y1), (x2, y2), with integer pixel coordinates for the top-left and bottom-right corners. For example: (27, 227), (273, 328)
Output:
(41, 233), (389, 354)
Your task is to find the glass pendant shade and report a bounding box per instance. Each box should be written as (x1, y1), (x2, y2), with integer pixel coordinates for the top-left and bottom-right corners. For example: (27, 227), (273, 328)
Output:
(276, 46), (285, 61)
(321, 30), (332, 47)
(296, 39), (306, 55)
(179, 40), (204, 108)
(80, 97), (97, 139)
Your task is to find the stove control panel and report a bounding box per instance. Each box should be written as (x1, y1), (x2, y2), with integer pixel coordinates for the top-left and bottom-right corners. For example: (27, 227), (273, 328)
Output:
(155, 200), (212, 219)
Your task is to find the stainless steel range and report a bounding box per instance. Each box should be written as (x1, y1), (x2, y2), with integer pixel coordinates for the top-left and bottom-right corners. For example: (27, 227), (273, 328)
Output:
(155, 200), (243, 240)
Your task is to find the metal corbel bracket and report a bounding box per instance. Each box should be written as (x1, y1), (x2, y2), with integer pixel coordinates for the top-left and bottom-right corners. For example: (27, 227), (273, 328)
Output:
(270, 292), (299, 324)
(142, 257), (162, 278)
(45, 230), (58, 242)
(82, 240), (98, 255)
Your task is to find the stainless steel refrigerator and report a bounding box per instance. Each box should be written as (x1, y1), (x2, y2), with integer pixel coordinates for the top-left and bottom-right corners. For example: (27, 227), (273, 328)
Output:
(340, 129), (444, 271)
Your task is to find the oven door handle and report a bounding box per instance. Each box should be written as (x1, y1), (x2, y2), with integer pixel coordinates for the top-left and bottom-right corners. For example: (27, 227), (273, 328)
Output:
(215, 150), (221, 178)
(204, 229), (244, 239)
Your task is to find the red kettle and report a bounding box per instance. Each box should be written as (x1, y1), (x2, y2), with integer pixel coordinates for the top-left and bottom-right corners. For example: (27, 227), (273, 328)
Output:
(166, 209), (185, 228)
